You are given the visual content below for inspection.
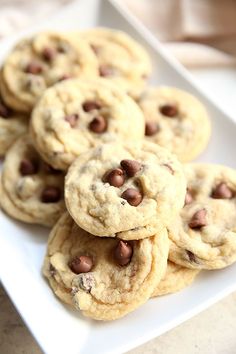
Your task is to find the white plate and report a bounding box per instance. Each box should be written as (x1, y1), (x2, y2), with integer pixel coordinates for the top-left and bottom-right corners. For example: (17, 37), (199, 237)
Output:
(1, 1), (236, 353)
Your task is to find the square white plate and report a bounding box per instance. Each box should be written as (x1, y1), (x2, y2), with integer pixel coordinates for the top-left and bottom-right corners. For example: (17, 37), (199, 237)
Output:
(1, 1), (236, 353)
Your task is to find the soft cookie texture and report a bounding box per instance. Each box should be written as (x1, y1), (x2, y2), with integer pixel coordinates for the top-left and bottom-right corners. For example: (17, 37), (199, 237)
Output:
(80, 27), (151, 97)
(138, 87), (211, 162)
(30, 78), (145, 170)
(0, 93), (28, 156)
(65, 141), (186, 240)
(43, 212), (169, 321)
(0, 134), (65, 226)
(169, 163), (236, 269)
(152, 261), (199, 297)
(0, 32), (98, 112)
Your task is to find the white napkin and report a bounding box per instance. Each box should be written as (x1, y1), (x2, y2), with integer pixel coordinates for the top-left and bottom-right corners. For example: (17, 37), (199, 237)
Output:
(0, 0), (71, 38)
(123, 0), (236, 68)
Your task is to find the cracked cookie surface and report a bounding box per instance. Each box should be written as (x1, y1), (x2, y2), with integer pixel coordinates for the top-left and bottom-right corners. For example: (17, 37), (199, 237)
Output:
(0, 134), (65, 226)
(0, 32), (98, 112)
(65, 141), (186, 240)
(80, 27), (151, 97)
(138, 87), (211, 162)
(43, 212), (169, 320)
(169, 163), (236, 269)
(30, 78), (145, 170)
(152, 261), (199, 296)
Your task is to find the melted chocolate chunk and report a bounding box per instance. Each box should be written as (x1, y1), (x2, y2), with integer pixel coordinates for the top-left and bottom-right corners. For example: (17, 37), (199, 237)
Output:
(69, 256), (93, 274)
(19, 158), (38, 176)
(89, 116), (107, 133)
(211, 182), (233, 199)
(145, 121), (160, 136)
(121, 188), (143, 206)
(188, 209), (207, 229)
(120, 159), (141, 177)
(41, 186), (61, 203)
(103, 168), (125, 187)
(159, 104), (178, 117)
(114, 240), (133, 266)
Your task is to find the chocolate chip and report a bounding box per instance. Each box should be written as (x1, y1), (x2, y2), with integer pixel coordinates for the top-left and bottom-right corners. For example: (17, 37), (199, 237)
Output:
(114, 240), (133, 266)
(99, 65), (114, 77)
(121, 188), (143, 206)
(159, 104), (178, 117)
(69, 256), (93, 274)
(103, 168), (125, 187)
(0, 102), (11, 118)
(41, 186), (61, 203)
(25, 61), (43, 75)
(145, 121), (160, 136)
(89, 116), (107, 133)
(185, 190), (193, 205)
(120, 159), (141, 177)
(42, 47), (56, 61)
(211, 182), (233, 199)
(186, 250), (197, 263)
(65, 114), (79, 128)
(19, 158), (38, 175)
(188, 209), (207, 229)
(82, 101), (101, 112)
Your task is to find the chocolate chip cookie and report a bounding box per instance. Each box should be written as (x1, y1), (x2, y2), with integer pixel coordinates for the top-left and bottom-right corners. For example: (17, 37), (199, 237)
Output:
(0, 134), (65, 226)
(0, 93), (28, 156)
(138, 87), (211, 162)
(43, 212), (169, 320)
(169, 163), (236, 269)
(65, 141), (186, 240)
(30, 78), (145, 170)
(80, 27), (151, 97)
(152, 261), (199, 297)
(0, 32), (98, 112)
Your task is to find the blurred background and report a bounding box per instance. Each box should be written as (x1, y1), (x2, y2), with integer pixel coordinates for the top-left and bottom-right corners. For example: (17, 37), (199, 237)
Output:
(124, 0), (236, 118)
(0, 1), (236, 353)
(0, 0), (235, 116)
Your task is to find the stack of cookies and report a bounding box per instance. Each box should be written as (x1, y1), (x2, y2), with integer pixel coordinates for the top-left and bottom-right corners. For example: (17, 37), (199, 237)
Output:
(1, 27), (236, 321)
